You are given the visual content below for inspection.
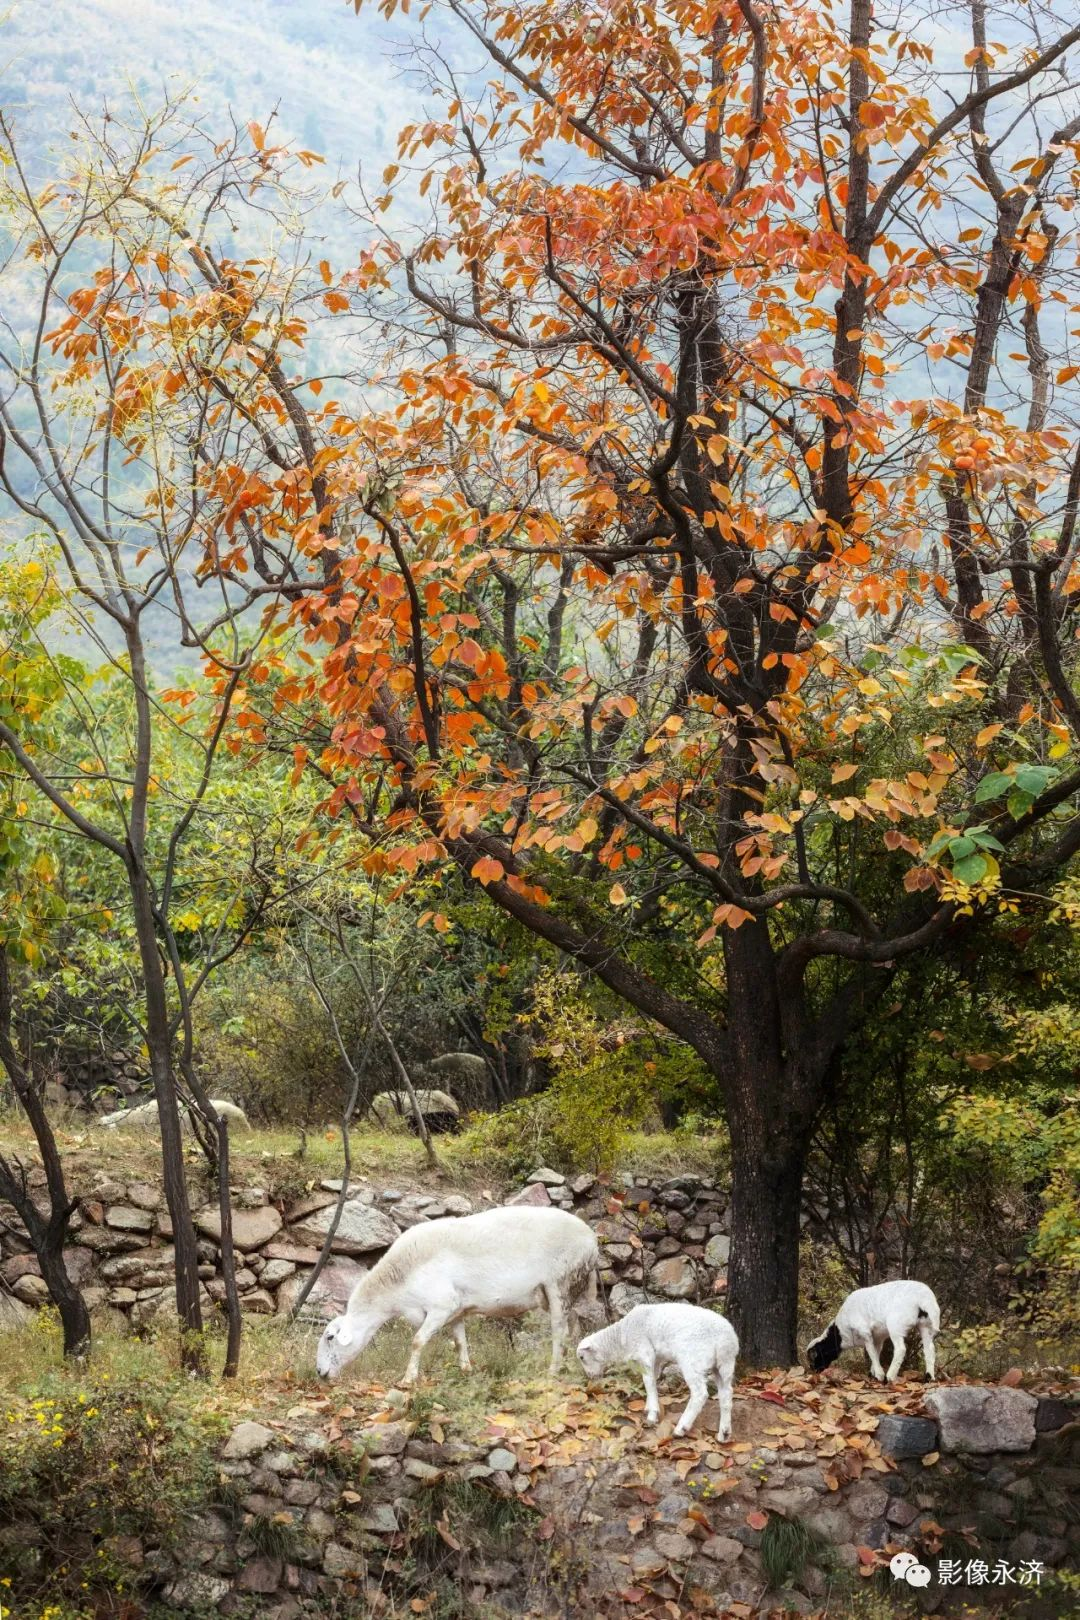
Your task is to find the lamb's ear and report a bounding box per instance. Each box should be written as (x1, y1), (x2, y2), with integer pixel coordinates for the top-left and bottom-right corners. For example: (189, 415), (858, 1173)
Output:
(337, 1321), (354, 1348)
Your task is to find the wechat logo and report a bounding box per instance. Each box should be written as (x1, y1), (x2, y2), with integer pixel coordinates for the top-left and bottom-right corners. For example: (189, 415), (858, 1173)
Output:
(891, 1552), (932, 1587)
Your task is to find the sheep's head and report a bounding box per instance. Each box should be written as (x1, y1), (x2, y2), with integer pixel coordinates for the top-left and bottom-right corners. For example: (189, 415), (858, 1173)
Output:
(316, 1313), (375, 1379)
(805, 1322), (843, 1372)
(576, 1330), (607, 1378)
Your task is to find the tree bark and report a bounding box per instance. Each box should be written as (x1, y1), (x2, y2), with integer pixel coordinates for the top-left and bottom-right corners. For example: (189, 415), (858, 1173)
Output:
(726, 1120), (809, 1368)
(0, 955), (90, 1359)
(129, 876), (204, 1365)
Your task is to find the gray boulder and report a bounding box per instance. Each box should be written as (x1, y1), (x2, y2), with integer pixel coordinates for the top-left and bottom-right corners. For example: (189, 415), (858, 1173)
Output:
(288, 1200), (399, 1254)
(925, 1386), (1037, 1454)
(876, 1415), (939, 1460)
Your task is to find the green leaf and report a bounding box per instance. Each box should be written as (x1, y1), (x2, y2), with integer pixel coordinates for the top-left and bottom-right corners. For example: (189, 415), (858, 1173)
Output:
(953, 852), (989, 885)
(974, 771), (1012, 803)
(1006, 788), (1035, 820)
(947, 835), (977, 860)
(1015, 765), (1056, 798)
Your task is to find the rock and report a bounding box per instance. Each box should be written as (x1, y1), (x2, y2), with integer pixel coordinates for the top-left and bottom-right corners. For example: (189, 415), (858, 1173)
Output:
(357, 1503), (398, 1535)
(364, 1422), (414, 1458)
(224, 1421), (275, 1460)
(264, 1242), (322, 1266)
(126, 1183), (160, 1211)
(259, 1259), (297, 1288)
(163, 1573), (231, 1608)
(885, 1497), (921, 1528)
(195, 1205), (283, 1252)
(487, 1448), (517, 1473)
(504, 1181), (551, 1208)
(649, 1256), (697, 1299)
(100, 1247), (177, 1283)
(442, 1194), (474, 1216)
(527, 1167), (566, 1187)
(700, 1534), (743, 1565)
(610, 1282), (649, 1316)
(404, 1459), (444, 1484)
(370, 1089), (460, 1132)
(875, 1415), (939, 1460)
(0, 1254), (41, 1284)
(323, 1542), (365, 1577)
(846, 1486), (889, 1522)
(803, 1506), (852, 1541)
(106, 1205), (155, 1233)
(761, 1589), (814, 1614)
(288, 1201), (399, 1255)
(570, 1174), (596, 1197)
(1036, 1397), (1074, 1433)
(761, 1486), (819, 1517)
(12, 1275), (49, 1304)
(73, 1226), (144, 1255)
(0, 1294), (31, 1331)
(284, 1480), (320, 1507)
(285, 1192), (340, 1223)
(925, 1386), (1037, 1454)
(704, 1234), (730, 1268)
(654, 1530), (696, 1563)
(242, 1289), (276, 1314)
(276, 1260), (368, 1321)
(305, 1508), (336, 1538)
(238, 1555), (283, 1594)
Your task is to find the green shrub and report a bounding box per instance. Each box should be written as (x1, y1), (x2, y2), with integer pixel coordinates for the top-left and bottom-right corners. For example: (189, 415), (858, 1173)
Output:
(0, 1358), (226, 1612)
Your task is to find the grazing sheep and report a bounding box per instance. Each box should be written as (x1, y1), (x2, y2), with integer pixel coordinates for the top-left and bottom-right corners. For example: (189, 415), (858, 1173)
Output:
(577, 1303), (739, 1440)
(315, 1205), (600, 1386)
(97, 1098), (251, 1133)
(806, 1279), (940, 1380)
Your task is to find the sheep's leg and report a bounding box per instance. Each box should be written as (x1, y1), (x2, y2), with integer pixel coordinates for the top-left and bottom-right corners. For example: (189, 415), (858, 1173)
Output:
(860, 1332), (887, 1381)
(673, 1370), (709, 1438)
(546, 1287), (568, 1375)
(715, 1371), (733, 1443)
(401, 1306), (456, 1386)
(884, 1328), (908, 1382)
(918, 1319), (937, 1379)
(451, 1320), (472, 1373)
(640, 1356), (661, 1426)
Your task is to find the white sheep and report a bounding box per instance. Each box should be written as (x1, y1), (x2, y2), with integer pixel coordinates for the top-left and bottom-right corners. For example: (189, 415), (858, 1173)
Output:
(576, 1303), (739, 1440)
(806, 1279), (940, 1381)
(315, 1205), (600, 1386)
(97, 1098), (251, 1133)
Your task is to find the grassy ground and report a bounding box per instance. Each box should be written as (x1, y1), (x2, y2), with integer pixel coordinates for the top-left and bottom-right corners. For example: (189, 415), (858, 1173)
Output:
(0, 1111), (726, 1203)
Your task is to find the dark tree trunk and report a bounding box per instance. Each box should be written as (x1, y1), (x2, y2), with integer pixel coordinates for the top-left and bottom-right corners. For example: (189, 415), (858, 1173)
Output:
(0, 956), (90, 1359)
(726, 1126), (809, 1368)
(720, 917), (822, 1368)
(130, 878), (204, 1366)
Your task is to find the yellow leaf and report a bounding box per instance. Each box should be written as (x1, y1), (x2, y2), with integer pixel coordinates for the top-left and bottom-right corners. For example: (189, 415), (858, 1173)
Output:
(610, 882), (629, 906)
(831, 763), (858, 783)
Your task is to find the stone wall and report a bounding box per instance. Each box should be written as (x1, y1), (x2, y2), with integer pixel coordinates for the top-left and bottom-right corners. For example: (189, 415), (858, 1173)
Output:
(68, 1381), (1077, 1617)
(0, 1164), (733, 1328)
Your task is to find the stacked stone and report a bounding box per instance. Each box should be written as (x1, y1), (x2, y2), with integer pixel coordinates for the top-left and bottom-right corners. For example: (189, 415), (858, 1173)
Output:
(0, 1165), (733, 1327)
(508, 1167), (731, 1311)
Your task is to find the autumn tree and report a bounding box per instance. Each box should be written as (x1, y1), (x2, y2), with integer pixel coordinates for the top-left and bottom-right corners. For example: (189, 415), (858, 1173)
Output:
(0, 104), (328, 1367)
(267, 0), (1080, 1363)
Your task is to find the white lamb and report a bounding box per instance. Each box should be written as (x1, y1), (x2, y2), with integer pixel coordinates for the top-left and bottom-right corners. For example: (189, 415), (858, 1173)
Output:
(315, 1205), (599, 1386)
(806, 1279), (940, 1381)
(576, 1303), (739, 1440)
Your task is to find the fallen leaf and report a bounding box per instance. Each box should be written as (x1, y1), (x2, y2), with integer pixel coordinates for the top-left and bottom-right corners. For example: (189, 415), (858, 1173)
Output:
(921, 1451), (940, 1467)
(999, 1367), (1024, 1387)
(434, 1515), (461, 1551)
(856, 1545), (877, 1564)
(746, 1510), (768, 1531)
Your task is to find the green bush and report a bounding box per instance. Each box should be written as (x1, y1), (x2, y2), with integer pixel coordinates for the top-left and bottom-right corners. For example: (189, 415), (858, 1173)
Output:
(0, 1355), (226, 1613)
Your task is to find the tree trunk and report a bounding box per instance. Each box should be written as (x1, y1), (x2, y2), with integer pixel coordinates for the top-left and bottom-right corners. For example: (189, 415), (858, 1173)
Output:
(0, 956), (90, 1359)
(129, 875), (204, 1366)
(726, 1126), (809, 1368)
(720, 917), (820, 1368)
